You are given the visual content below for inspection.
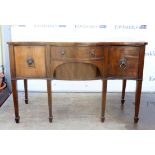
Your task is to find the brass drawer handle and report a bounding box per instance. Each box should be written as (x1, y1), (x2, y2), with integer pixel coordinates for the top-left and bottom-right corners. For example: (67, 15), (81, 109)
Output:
(27, 57), (35, 67)
(90, 49), (96, 57)
(60, 49), (65, 56)
(119, 58), (127, 70)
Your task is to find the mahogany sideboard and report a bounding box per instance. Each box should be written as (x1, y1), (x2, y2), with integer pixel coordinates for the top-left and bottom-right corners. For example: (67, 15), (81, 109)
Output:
(8, 42), (147, 123)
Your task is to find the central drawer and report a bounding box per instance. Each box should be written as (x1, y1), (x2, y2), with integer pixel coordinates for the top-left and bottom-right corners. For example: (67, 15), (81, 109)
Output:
(50, 46), (104, 60)
(50, 46), (104, 80)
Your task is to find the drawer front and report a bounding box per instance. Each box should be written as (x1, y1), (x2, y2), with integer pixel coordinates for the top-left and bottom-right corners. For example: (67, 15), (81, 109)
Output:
(14, 46), (46, 78)
(51, 46), (104, 60)
(108, 46), (139, 78)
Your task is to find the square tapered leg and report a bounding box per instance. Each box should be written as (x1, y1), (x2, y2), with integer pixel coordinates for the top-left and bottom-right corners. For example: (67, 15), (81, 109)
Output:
(101, 80), (107, 122)
(11, 80), (20, 123)
(47, 80), (53, 123)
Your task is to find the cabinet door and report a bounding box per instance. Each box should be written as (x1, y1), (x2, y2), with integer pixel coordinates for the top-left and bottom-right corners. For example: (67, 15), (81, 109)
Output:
(14, 46), (46, 78)
(108, 46), (139, 78)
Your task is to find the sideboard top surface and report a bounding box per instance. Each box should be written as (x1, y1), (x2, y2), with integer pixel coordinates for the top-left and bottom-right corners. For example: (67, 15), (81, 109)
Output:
(8, 42), (148, 46)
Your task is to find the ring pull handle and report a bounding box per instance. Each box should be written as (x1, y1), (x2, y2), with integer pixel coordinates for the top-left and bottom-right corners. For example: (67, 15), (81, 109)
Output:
(119, 58), (127, 70)
(27, 57), (35, 67)
(60, 48), (65, 56)
(90, 49), (96, 57)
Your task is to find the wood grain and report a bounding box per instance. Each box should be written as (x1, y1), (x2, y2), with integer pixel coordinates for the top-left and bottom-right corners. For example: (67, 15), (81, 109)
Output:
(8, 42), (148, 46)
(101, 80), (107, 122)
(11, 80), (20, 123)
(8, 42), (148, 123)
(121, 80), (127, 104)
(9, 45), (16, 78)
(14, 46), (46, 78)
(108, 46), (139, 78)
(51, 46), (104, 59)
(54, 62), (99, 80)
(24, 79), (28, 104)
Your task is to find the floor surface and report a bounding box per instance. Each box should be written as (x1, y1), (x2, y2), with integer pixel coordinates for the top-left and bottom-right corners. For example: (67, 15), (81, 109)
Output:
(0, 92), (155, 130)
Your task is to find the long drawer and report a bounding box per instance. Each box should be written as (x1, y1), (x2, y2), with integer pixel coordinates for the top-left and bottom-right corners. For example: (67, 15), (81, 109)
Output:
(50, 46), (104, 60)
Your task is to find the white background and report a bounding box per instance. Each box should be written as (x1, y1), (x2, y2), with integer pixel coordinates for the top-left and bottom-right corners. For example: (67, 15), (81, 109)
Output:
(2, 0), (153, 92)
(0, 0), (155, 155)
(11, 23), (153, 92)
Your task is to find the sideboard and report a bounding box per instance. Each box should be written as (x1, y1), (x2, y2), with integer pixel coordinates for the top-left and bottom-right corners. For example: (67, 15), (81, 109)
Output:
(8, 42), (147, 123)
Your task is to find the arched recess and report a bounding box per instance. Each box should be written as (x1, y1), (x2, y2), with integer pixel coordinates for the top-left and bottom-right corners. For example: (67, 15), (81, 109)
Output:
(51, 60), (104, 80)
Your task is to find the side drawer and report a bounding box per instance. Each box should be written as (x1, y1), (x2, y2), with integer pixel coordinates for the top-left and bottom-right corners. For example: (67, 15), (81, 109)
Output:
(50, 46), (104, 60)
(14, 46), (46, 78)
(108, 46), (139, 78)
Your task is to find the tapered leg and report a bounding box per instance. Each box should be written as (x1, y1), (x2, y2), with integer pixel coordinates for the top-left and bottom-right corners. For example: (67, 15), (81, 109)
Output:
(121, 80), (126, 105)
(134, 80), (142, 123)
(101, 80), (107, 122)
(24, 79), (28, 104)
(11, 80), (20, 123)
(47, 80), (53, 123)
